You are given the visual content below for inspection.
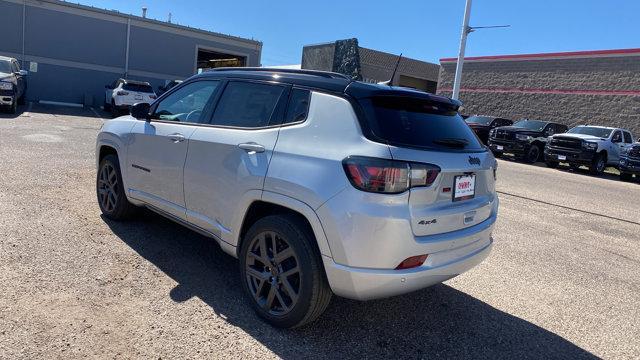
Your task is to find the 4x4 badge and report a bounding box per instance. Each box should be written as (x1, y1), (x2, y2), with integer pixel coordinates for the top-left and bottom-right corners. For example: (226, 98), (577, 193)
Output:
(468, 156), (481, 166)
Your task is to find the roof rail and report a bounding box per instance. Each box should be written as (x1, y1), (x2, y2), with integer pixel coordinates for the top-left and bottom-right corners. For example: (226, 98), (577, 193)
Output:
(208, 67), (353, 80)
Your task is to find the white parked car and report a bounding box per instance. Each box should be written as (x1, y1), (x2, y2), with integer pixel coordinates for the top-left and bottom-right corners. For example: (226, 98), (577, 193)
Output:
(104, 79), (156, 117)
(96, 68), (498, 328)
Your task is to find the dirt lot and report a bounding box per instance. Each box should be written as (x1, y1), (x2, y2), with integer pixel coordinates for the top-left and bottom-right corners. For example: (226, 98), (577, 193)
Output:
(1, 104), (638, 359)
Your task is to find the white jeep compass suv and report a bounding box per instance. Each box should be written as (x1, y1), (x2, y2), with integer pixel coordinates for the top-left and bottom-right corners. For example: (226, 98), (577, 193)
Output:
(104, 78), (156, 117)
(96, 68), (498, 328)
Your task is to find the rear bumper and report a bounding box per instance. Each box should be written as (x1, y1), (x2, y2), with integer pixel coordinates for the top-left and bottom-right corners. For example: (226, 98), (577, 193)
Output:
(323, 235), (493, 301)
(544, 147), (595, 164)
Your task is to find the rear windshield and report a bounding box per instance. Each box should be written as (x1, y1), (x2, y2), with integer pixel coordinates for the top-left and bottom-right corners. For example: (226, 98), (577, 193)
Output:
(123, 83), (154, 93)
(567, 126), (612, 138)
(360, 96), (484, 151)
(465, 116), (493, 125)
(513, 120), (548, 131)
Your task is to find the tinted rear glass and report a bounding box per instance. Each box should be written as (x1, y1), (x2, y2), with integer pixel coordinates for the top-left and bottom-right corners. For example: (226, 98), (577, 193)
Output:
(360, 96), (483, 151)
(284, 89), (310, 124)
(567, 126), (612, 138)
(123, 83), (154, 93)
(211, 81), (285, 128)
(0, 60), (11, 73)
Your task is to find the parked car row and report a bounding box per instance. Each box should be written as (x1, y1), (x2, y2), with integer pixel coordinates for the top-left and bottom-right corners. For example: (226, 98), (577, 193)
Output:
(466, 115), (639, 182)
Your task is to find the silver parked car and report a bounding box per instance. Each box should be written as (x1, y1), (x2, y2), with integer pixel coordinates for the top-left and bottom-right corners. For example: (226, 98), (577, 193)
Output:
(96, 68), (498, 328)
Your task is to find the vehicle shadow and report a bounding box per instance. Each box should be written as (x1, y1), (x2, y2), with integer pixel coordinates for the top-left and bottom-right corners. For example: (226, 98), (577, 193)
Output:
(499, 155), (626, 183)
(102, 212), (597, 359)
(0, 103), (28, 119)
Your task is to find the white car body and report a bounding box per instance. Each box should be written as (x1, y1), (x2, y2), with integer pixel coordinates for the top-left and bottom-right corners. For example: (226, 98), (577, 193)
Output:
(105, 79), (156, 110)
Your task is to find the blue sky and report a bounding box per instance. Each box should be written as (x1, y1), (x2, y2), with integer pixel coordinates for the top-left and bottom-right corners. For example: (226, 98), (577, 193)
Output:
(77, 0), (639, 65)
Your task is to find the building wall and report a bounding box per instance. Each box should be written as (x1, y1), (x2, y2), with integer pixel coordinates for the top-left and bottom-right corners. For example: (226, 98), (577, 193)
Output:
(301, 40), (439, 92)
(437, 50), (640, 136)
(0, 0), (261, 106)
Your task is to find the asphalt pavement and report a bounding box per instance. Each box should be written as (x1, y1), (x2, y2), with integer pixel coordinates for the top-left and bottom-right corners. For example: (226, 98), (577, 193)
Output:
(0, 104), (638, 359)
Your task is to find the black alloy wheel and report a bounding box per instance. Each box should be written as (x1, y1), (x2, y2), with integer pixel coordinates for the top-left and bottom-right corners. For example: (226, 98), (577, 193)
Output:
(525, 145), (540, 164)
(96, 154), (137, 220)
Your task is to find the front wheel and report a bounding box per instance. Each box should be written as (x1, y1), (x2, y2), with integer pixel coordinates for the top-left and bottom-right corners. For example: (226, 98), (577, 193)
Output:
(620, 172), (633, 181)
(589, 154), (606, 175)
(524, 145), (541, 164)
(97, 154), (137, 220)
(239, 215), (332, 328)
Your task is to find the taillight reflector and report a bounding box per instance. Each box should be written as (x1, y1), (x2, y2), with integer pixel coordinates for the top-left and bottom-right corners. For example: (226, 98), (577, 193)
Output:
(395, 254), (428, 270)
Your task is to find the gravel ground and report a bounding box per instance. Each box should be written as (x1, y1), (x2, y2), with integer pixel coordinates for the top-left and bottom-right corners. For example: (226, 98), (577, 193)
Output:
(0, 104), (638, 359)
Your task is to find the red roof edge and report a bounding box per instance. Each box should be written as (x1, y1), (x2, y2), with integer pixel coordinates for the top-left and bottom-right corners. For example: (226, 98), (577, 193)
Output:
(439, 48), (640, 63)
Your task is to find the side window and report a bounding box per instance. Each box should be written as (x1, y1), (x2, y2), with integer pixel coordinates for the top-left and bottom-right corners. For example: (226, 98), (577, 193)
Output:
(152, 80), (220, 123)
(544, 125), (555, 136)
(623, 131), (633, 144)
(612, 131), (623, 143)
(211, 81), (285, 128)
(283, 88), (311, 124)
(556, 125), (567, 133)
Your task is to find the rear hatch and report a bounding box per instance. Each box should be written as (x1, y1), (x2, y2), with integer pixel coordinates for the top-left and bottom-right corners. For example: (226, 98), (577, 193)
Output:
(122, 82), (156, 104)
(352, 89), (497, 236)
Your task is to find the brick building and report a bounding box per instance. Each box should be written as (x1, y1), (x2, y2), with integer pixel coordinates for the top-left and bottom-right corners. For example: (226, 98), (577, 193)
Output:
(302, 39), (440, 93)
(437, 49), (640, 136)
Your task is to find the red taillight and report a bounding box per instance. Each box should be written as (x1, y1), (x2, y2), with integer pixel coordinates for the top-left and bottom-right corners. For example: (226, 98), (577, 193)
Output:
(395, 254), (428, 270)
(149, 94), (157, 99)
(342, 156), (440, 194)
(116, 91), (129, 95)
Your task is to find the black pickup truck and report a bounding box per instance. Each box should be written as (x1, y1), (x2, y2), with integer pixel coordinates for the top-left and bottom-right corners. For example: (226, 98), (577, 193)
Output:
(488, 119), (568, 163)
(619, 140), (640, 181)
(465, 115), (513, 144)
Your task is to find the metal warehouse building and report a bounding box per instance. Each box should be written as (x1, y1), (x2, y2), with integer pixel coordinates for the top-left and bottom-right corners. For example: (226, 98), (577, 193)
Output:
(0, 0), (262, 106)
(302, 38), (440, 93)
(437, 48), (640, 135)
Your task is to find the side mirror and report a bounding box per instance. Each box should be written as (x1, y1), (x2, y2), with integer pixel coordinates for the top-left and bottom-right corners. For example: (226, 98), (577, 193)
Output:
(130, 102), (151, 120)
(17, 70), (28, 76)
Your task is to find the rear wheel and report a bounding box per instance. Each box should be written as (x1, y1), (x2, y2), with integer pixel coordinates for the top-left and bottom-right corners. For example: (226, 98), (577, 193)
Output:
(97, 154), (137, 220)
(620, 172), (633, 181)
(589, 153), (606, 175)
(8, 97), (17, 114)
(524, 145), (541, 164)
(17, 93), (26, 105)
(110, 100), (118, 118)
(239, 215), (332, 328)
(103, 101), (111, 111)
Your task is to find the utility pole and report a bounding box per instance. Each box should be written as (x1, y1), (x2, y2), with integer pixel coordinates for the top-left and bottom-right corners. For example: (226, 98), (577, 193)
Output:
(452, 0), (473, 100)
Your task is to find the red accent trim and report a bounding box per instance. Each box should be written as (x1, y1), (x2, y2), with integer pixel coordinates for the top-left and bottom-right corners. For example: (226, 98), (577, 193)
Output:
(440, 48), (640, 63)
(438, 87), (640, 96)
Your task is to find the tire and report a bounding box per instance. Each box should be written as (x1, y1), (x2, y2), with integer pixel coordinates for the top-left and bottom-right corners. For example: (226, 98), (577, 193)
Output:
(239, 215), (332, 328)
(493, 152), (503, 158)
(17, 93), (25, 105)
(545, 161), (558, 168)
(8, 97), (17, 114)
(589, 153), (606, 175)
(103, 101), (111, 112)
(110, 101), (119, 118)
(96, 154), (137, 220)
(620, 172), (633, 181)
(524, 145), (541, 164)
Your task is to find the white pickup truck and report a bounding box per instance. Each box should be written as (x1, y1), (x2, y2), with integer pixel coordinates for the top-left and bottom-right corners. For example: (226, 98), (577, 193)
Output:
(544, 126), (635, 175)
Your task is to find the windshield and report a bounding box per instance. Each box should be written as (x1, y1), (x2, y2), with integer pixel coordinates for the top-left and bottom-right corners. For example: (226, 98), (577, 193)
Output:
(567, 126), (612, 138)
(465, 116), (493, 125)
(513, 120), (548, 131)
(123, 83), (154, 93)
(360, 96), (484, 151)
(0, 60), (11, 73)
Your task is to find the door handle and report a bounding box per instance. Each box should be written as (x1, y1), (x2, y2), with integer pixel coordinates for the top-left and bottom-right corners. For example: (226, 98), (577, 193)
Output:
(168, 133), (185, 143)
(238, 142), (265, 153)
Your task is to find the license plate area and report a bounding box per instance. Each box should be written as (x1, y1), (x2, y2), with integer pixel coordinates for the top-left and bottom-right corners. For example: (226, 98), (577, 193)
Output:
(558, 155), (567, 161)
(453, 174), (476, 202)
(496, 145), (504, 150)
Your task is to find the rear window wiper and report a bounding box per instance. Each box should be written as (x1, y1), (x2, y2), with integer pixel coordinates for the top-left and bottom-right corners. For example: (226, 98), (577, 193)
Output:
(432, 138), (469, 148)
